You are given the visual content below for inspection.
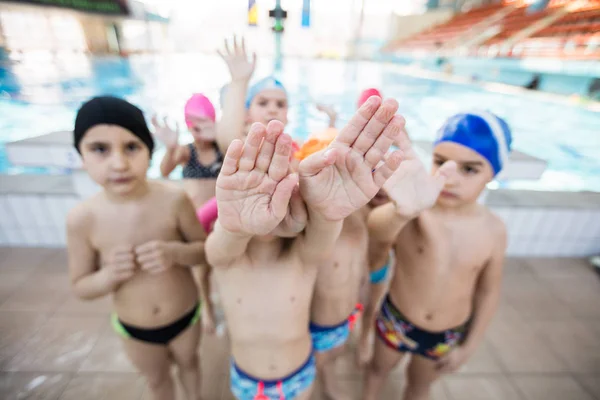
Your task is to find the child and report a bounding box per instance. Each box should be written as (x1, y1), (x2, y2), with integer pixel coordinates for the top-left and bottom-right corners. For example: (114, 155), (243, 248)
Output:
(153, 93), (222, 334)
(363, 111), (512, 400)
(206, 97), (404, 400)
(300, 98), (404, 400)
(66, 96), (207, 400)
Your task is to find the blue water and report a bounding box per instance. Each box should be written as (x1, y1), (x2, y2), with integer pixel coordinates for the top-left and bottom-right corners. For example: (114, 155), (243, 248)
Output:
(1, 53), (599, 191)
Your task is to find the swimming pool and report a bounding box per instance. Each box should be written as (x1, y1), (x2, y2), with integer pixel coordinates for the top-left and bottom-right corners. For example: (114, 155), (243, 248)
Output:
(1, 53), (599, 192)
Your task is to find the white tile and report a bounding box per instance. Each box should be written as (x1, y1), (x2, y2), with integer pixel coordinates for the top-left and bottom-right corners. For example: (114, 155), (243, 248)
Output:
(20, 228), (41, 246)
(0, 196), (19, 228)
(573, 210), (595, 240)
(37, 229), (55, 246)
(54, 226), (67, 246)
(520, 209), (545, 236)
(44, 197), (67, 230)
(583, 240), (600, 255)
(27, 196), (51, 228)
(8, 195), (33, 228)
(6, 229), (25, 246)
(0, 225), (7, 245)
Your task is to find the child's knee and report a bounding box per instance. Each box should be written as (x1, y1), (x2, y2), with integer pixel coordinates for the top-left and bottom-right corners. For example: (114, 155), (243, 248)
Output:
(177, 351), (199, 371)
(146, 367), (172, 389)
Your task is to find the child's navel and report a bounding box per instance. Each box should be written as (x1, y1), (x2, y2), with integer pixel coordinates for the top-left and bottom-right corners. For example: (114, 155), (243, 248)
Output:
(290, 296), (295, 302)
(152, 306), (160, 315)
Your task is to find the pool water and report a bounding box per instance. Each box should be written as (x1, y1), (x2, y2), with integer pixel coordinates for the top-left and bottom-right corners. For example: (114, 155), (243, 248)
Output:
(1, 53), (599, 192)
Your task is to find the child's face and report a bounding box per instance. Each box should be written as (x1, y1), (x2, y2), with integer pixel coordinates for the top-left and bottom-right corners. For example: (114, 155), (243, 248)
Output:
(247, 89), (288, 127)
(431, 142), (493, 207)
(188, 116), (216, 142)
(79, 125), (150, 196)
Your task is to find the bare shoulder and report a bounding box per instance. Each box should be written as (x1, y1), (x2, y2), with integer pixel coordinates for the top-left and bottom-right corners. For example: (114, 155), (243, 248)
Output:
(481, 206), (507, 251)
(150, 180), (187, 203)
(66, 194), (102, 233)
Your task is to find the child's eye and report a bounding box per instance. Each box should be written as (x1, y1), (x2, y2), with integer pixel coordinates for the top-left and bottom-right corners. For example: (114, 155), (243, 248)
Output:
(463, 165), (479, 174)
(126, 142), (141, 152)
(277, 101), (286, 108)
(91, 144), (108, 154)
(434, 159), (444, 166)
(258, 100), (268, 107)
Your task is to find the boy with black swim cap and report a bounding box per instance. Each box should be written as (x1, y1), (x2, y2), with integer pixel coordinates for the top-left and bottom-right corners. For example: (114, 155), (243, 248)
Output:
(68, 96), (207, 400)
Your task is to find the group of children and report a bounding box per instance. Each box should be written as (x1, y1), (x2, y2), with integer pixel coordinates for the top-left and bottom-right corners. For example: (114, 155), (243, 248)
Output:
(67, 37), (512, 400)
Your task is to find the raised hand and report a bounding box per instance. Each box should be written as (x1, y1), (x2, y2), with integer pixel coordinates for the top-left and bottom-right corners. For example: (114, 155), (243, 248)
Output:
(383, 128), (456, 218)
(216, 121), (298, 235)
(271, 185), (308, 237)
(217, 36), (256, 82)
(151, 115), (179, 149)
(298, 96), (404, 221)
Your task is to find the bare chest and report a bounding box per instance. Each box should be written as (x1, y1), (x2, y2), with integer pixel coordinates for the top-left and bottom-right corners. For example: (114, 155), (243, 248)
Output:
(90, 204), (179, 256)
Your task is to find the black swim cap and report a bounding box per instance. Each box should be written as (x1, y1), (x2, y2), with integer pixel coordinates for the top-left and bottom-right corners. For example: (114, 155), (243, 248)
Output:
(74, 96), (154, 155)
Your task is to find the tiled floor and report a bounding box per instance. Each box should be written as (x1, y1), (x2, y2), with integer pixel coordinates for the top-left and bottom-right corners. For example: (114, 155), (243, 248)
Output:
(0, 248), (598, 400)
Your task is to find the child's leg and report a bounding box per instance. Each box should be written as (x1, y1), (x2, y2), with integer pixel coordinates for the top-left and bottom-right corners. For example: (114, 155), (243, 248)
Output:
(363, 337), (406, 400)
(169, 322), (202, 400)
(121, 339), (174, 400)
(316, 344), (349, 400)
(357, 281), (388, 366)
(402, 355), (442, 400)
(194, 266), (216, 334)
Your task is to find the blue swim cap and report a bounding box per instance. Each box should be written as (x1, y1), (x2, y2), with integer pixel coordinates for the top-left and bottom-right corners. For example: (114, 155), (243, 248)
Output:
(434, 111), (512, 176)
(245, 76), (287, 109)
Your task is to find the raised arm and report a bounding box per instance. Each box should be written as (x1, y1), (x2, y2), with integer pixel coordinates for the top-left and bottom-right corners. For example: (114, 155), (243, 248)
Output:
(152, 115), (188, 178)
(298, 96), (405, 263)
(216, 36), (256, 153)
(67, 205), (134, 300)
(206, 122), (298, 267)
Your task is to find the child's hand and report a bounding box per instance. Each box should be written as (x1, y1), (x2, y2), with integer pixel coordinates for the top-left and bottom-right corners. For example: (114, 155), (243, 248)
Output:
(151, 115), (179, 149)
(134, 241), (174, 274)
(218, 36), (256, 82)
(216, 121), (298, 236)
(298, 97), (404, 221)
(271, 185), (308, 237)
(436, 346), (472, 374)
(103, 245), (136, 286)
(383, 129), (457, 218)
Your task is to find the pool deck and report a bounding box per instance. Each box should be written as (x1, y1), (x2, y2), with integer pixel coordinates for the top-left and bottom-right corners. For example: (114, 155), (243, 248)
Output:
(0, 247), (599, 399)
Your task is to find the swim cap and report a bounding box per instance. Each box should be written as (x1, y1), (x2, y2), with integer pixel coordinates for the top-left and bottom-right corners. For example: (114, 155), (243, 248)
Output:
(196, 197), (218, 233)
(294, 128), (338, 161)
(357, 88), (382, 109)
(184, 93), (216, 128)
(434, 111), (512, 175)
(245, 77), (287, 109)
(74, 96), (154, 155)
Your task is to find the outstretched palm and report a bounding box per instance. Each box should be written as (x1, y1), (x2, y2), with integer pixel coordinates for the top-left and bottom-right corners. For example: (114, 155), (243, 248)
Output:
(299, 97), (405, 220)
(384, 132), (456, 218)
(217, 36), (256, 81)
(216, 121), (297, 236)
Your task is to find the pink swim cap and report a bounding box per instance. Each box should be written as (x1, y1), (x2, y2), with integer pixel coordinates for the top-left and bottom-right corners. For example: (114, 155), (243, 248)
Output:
(357, 88), (382, 109)
(184, 94), (216, 128)
(196, 197), (218, 234)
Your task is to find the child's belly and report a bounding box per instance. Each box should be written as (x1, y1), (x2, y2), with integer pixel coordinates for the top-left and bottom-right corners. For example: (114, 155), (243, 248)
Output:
(389, 258), (478, 331)
(311, 259), (363, 326)
(113, 267), (198, 327)
(182, 179), (216, 208)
